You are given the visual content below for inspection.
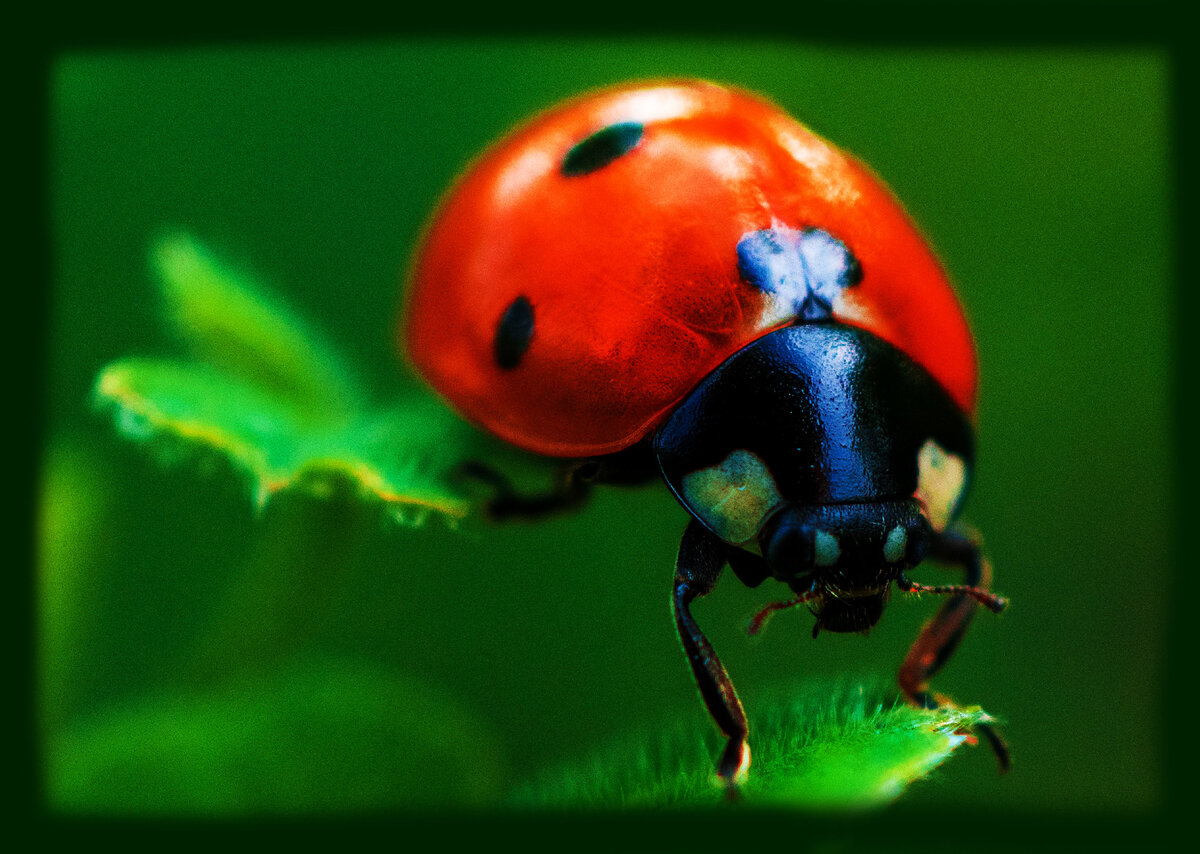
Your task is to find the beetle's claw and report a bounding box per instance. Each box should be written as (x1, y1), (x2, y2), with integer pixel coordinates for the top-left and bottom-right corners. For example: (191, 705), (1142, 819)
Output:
(976, 722), (1011, 773)
(716, 738), (751, 799)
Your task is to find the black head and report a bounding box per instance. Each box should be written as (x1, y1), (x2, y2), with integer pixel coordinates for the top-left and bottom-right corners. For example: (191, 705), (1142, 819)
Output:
(759, 500), (931, 633)
(654, 323), (974, 634)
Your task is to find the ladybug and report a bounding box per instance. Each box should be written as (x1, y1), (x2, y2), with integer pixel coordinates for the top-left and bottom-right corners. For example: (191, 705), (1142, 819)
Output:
(403, 80), (1007, 790)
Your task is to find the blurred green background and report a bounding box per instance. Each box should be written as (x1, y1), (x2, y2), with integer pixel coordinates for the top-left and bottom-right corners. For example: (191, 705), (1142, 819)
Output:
(44, 41), (1169, 815)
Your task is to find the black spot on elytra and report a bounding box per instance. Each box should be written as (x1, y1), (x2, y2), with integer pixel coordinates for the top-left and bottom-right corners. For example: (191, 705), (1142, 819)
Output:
(561, 122), (644, 177)
(494, 295), (534, 369)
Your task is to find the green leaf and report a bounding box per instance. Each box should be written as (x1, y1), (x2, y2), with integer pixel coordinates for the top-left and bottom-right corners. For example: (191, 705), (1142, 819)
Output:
(95, 357), (306, 477)
(509, 679), (995, 810)
(151, 230), (365, 422)
(47, 658), (505, 813)
(95, 231), (566, 524)
(93, 356), (474, 524)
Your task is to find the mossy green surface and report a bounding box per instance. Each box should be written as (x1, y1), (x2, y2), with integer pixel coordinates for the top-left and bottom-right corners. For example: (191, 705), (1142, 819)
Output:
(511, 681), (992, 810)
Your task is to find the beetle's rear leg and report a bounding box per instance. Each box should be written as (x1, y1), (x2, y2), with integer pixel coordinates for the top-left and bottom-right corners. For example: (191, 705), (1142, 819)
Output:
(897, 527), (1010, 772)
(673, 519), (750, 794)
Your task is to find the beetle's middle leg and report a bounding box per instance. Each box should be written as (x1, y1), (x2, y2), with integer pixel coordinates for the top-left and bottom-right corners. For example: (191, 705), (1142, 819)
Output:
(458, 460), (592, 520)
(897, 526), (1010, 771)
(673, 519), (750, 793)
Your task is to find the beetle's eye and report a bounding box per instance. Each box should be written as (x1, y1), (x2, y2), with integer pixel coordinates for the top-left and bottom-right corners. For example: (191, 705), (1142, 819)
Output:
(763, 513), (814, 574)
(760, 506), (842, 580)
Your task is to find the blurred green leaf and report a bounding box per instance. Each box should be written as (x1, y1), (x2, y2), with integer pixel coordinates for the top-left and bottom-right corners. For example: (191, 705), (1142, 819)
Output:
(152, 231), (364, 422)
(93, 356), (474, 524)
(48, 657), (504, 813)
(90, 225), (564, 525)
(510, 679), (994, 810)
(95, 357), (304, 479)
(38, 439), (111, 735)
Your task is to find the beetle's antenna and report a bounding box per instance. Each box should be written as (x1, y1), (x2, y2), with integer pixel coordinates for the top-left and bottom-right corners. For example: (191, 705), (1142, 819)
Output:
(747, 589), (820, 636)
(896, 573), (1008, 613)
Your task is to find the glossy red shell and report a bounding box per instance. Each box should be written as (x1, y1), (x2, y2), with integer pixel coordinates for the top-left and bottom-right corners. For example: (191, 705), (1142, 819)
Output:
(403, 81), (976, 458)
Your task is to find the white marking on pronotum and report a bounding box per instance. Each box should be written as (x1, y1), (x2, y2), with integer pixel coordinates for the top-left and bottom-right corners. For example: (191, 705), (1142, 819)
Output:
(680, 449), (786, 546)
(739, 225), (858, 330)
(915, 439), (967, 532)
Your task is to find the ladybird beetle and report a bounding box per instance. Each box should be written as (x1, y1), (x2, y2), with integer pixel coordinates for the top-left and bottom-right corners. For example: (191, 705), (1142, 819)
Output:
(403, 80), (1008, 791)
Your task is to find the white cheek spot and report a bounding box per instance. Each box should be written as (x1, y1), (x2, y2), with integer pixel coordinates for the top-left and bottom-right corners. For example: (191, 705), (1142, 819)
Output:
(883, 525), (908, 563)
(915, 439), (966, 532)
(680, 449), (786, 545)
(813, 529), (841, 567)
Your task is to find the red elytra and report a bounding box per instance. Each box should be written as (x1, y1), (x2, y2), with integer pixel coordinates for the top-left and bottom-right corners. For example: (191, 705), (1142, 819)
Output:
(403, 80), (975, 458)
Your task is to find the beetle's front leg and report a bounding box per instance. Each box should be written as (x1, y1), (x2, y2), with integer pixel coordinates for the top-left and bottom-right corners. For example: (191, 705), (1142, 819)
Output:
(898, 527), (1010, 771)
(672, 519), (750, 793)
